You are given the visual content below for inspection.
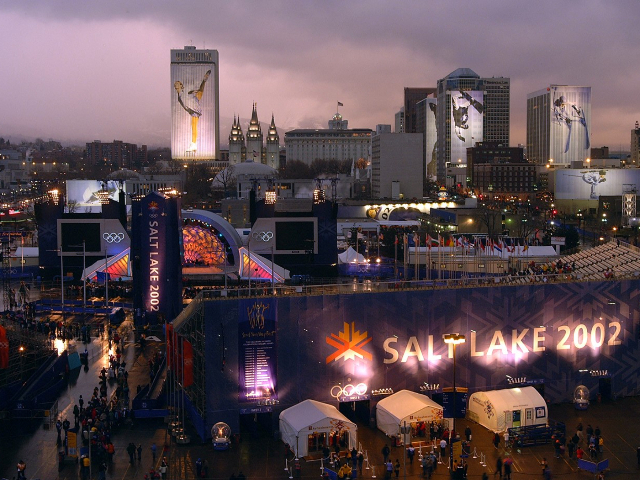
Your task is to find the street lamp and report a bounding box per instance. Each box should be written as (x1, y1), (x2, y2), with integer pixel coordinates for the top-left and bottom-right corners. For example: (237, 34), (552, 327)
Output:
(443, 333), (465, 470)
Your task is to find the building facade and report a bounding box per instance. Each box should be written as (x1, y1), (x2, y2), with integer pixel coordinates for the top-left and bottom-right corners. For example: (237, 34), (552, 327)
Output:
(394, 107), (405, 133)
(526, 85), (591, 168)
(229, 104), (280, 169)
(467, 142), (534, 195)
(632, 121), (640, 167)
(85, 140), (145, 170)
(170, 46), (220, 162)
(436, 68), (510, 183)
(404, 87), (437, 134)
(285, 113), (372, 166)
(371, 133), (423, 199)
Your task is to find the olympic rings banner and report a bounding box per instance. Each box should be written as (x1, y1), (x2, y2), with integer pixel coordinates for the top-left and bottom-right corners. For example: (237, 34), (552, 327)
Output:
(238, 298), (278, 405)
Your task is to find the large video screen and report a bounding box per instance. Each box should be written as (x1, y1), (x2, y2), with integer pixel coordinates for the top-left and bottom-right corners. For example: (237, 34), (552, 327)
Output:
(275, 220), (316, 253)
(60, 221), (102, 253)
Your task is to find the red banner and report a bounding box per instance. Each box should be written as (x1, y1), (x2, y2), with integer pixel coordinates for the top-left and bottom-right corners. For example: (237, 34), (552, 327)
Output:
(0, 325), (9, 369)
(166, 324), (176, 371)
(182, 339), (193, 387)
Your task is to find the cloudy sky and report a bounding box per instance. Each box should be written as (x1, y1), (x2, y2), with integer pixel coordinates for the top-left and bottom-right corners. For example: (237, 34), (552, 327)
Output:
(1, 1), (638, 150)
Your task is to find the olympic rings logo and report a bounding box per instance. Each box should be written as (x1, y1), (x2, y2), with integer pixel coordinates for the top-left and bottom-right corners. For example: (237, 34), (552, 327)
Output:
(330, 383), (367, 399)
(252, 231), (273, 242)
(103, 233), (125, 243)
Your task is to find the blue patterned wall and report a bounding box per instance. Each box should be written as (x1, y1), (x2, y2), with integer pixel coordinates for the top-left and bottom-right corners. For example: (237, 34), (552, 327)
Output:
(203, 280), (640, 435)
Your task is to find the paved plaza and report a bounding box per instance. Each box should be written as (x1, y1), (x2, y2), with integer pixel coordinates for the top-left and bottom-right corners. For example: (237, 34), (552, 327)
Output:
(2, 319), (640, 480)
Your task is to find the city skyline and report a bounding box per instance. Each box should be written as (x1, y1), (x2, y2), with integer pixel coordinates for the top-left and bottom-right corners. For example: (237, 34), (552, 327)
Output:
(0, 1), (639, 150)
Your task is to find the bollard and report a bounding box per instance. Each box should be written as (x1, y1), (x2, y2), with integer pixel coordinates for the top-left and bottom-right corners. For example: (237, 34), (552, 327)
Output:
(285, 458), (289, 471)
(480, 453), (486, 467)
(472, 447), (478, 459)
(371, 465), (376, 478)
(320, 457), (324, 471)
(289, 466), (293, 479)
(365, 451), (370, 470)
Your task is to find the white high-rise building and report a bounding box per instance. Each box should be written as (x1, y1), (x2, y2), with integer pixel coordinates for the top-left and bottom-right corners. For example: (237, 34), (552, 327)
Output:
(527, 85), (591, 167)
(436, 68), (510, 183)
(170, 46), (220, 161)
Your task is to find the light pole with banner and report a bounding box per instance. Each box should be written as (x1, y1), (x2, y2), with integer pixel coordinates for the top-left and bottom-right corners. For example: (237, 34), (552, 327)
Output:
(443, 333), (465, 470)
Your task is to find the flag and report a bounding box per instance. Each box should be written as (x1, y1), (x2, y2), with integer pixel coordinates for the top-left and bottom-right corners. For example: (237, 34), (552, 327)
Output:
(523, 244), (529, 252)
(446, 236), (455, 247)
(413, 233), (419, 246)
(494, 242), (502, 253)
(182, 339), (193, 387)
(0, 325), (8, 369)
(337, 101), (344, 106)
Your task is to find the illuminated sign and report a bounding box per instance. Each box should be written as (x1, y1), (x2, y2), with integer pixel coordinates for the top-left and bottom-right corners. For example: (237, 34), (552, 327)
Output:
(103, 233), (125, 243)
(550, 86), (591, 164)
(326, 322), (372, 364)
(330, 383), (369, 402)
(239, 299), (278, 404)
(382, 321), (622, 364)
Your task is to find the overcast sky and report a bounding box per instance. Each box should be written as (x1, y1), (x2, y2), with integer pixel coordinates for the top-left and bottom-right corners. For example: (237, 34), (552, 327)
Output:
(1, 1), (639, 150)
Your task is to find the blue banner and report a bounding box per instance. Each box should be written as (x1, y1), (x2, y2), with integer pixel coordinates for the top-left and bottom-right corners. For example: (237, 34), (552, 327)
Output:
(238, 298), (277, 405)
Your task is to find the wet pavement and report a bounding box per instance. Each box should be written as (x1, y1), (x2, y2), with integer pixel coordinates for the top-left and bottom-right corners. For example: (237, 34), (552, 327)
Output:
(1, 313), (639, 479)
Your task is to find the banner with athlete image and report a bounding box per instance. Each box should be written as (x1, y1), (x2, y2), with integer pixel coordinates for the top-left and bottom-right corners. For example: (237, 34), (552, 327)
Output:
(238, 298), (277, 404)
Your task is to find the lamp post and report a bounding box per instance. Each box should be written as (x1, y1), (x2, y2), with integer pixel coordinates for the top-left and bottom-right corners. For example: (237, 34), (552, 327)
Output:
(443, 333), (465, 470)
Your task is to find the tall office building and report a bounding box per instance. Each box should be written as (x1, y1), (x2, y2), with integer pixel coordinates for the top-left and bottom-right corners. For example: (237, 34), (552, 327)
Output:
(526, 85), (591, 167)
(631, 121), (640, 167)
(404, 87), (436, 134)
(170, 46), (220, 161)
(436, 68), (510, 183)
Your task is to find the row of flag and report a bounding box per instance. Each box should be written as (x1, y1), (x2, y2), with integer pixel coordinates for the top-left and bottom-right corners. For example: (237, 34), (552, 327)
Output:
(401, 233), (531, 252)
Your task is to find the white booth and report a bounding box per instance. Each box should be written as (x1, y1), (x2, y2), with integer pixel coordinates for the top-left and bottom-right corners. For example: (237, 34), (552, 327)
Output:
(376, 390), (443, 438)
(467, 386), (547, 433)
(279, 399), (357, 458)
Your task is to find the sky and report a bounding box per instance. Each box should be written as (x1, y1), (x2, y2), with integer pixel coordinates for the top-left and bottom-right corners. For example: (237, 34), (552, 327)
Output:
(1, 1), (639, 150)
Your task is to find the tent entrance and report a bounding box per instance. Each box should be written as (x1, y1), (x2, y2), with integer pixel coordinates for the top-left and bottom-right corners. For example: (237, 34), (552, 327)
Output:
(339, 399), (370, 425)
(239, 411), (273, 438)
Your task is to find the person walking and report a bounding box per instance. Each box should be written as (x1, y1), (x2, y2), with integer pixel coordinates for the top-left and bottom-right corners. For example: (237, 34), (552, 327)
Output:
(495, 455), (502, 479)
(56, 418), (63, 445)
(493, 432), (500, 449)
(151, 442), (157, 463)
(195, 457), (203, 478)
(465, 426), (472, 442)
(394, 459), (400, 478)
(79, 395), (84, 410)
(137, 443), (142, 462)
(16, 460), (26, 480)
(385, 460), (393, 480)
(127, 442), (136, 464)
(382, 444), (391, 463)
(407, 445), (415, 465)
(440, 438), (447, 460)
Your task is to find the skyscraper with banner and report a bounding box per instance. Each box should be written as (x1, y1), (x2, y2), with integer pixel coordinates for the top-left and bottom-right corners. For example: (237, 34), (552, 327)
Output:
(170, 46), (220, 162)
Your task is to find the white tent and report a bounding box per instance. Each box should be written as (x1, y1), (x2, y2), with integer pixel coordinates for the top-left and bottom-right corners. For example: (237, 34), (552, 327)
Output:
(376, 390), (443, 437)
(467, 386), (547, 433)
(338, 246), (366, 264)
(279, 399), (357, 458)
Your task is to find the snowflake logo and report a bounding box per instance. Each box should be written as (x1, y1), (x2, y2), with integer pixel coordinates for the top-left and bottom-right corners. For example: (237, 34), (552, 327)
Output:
(326, 322), (372, 364)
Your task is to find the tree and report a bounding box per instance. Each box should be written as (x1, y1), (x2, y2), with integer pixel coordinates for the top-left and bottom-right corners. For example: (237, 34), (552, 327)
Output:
(214, 165), (237, 198)
(182, 164), (214, 206)
(473, 203), (502, 238)
(280, 160), (312, 179)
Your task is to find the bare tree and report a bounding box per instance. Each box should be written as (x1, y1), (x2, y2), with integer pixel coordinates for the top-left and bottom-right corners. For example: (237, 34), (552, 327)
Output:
(473, 203), (502, 238)
(214, 165), (236, 198)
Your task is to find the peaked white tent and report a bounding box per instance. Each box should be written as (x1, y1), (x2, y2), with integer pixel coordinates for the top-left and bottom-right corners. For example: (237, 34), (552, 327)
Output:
(376, 390), (443, 437)
(279, 399), (357, 458)
(467, 386), (547, 433)
(338, 247), (366, 264)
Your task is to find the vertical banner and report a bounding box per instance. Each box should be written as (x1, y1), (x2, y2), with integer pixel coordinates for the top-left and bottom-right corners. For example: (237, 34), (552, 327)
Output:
(166, 323), (174, 370)
(238, 298), (277, 404)
(183, 339), (193, 387)
(140, 192), (167, 323)
(0, 325), (8, 369)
